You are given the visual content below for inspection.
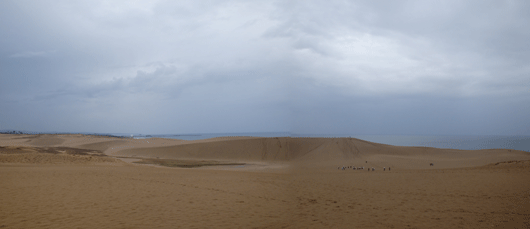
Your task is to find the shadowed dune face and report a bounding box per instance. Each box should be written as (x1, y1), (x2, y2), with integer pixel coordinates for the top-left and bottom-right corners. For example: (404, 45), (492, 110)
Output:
(113, 137), (293, 161)
(26, 135), (66, 146)
(112, 137), (530, 169)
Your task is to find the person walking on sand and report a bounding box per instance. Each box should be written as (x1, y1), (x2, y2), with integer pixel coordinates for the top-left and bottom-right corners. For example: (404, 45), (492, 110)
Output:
(384, 167), (386, 171)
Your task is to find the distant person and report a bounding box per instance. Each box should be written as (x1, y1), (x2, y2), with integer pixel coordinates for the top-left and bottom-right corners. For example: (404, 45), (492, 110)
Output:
(389, 167), (391, 171)
(372, 167), (374, 171)
(383, 167), (385, 171)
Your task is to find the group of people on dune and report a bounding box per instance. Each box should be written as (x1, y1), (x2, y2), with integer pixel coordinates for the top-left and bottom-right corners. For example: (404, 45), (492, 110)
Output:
(338, 165), (390, 171)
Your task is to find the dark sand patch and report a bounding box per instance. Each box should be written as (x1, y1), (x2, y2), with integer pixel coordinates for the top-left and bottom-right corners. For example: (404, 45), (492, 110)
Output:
(132, 158), (245, 168)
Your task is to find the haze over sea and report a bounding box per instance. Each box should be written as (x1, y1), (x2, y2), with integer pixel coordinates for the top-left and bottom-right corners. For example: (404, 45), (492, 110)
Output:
(118, 132), (530, 152)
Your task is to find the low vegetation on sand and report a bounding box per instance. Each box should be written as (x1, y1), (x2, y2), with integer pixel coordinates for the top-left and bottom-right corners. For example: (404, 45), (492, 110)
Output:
(0, 146), (116, 164)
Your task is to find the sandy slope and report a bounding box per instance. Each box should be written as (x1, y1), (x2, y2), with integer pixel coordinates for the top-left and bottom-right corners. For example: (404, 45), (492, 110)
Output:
(1, 134), (529, 228)
(112, 136), (530, 169)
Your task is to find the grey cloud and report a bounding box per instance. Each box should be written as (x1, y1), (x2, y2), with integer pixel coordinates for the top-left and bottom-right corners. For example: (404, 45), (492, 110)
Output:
(265, 0), (530, 98)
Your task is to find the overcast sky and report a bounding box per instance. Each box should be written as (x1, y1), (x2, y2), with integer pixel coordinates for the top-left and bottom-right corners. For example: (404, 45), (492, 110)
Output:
(1, 0), (529, 135)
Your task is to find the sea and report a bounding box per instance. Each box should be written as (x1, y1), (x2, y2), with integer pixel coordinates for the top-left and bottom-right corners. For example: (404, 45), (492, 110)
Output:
(112, 132), (530, 152)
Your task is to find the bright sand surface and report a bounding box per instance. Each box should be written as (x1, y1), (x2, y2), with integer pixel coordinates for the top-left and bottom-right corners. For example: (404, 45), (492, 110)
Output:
(1, 134), (529, 228)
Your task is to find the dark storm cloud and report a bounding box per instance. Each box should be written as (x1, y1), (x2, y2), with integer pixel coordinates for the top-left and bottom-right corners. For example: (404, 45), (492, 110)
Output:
(0, 0), (529, 134)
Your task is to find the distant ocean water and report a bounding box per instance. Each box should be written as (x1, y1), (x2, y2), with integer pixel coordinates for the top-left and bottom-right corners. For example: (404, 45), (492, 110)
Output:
(116, 132), (530, 152)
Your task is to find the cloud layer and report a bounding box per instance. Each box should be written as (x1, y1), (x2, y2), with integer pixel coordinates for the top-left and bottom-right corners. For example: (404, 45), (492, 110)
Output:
(1, 0), (529, 135)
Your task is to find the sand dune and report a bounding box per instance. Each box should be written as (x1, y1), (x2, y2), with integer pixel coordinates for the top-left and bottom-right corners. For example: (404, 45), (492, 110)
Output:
(1, 134), (529, 228)
(3, 134), (527, 169)
(112, 137), (530, 169)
